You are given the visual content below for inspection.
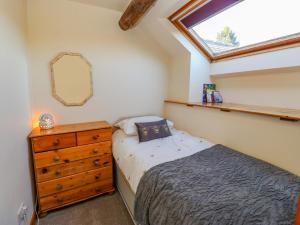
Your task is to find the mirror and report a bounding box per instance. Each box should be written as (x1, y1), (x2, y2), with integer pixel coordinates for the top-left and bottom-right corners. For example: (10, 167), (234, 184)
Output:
(50, 52), (93, 106)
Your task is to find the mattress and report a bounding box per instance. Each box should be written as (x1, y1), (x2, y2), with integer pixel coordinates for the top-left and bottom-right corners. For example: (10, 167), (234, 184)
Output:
(112, 128), (214, 193)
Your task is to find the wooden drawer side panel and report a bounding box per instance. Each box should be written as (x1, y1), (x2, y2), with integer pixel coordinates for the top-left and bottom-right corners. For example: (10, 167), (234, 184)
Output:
(36, 156), (112, 182)
(39, 179), (114, 211)
(38, 167), (113, 197)
(77, 128), (112, 146)
(34, 142), (111, 168)
(32, 133), (76, 152)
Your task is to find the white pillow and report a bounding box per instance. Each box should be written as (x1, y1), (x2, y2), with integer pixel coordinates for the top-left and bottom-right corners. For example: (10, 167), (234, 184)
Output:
(115, 116), (174, 136)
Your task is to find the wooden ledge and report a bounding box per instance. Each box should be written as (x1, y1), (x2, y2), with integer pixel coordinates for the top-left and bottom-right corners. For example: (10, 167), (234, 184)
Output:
(165, 100), (300, 122)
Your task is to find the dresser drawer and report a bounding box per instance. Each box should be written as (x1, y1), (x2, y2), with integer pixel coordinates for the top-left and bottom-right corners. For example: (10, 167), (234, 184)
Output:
(40, 178), (114, 211)
(34, 142), (111, 168)
(38, 166), (113, 197)
(77, 128), (112, 146)
(36, 156), (112, 183)
(32, 133), (76, 152)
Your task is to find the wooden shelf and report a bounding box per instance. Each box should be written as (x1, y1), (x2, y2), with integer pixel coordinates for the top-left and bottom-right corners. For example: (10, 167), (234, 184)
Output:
(165, 100), (300, 122)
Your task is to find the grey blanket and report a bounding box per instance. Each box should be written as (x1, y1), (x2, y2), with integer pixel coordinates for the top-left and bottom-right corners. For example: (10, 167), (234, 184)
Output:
(134, 145), (300, 225)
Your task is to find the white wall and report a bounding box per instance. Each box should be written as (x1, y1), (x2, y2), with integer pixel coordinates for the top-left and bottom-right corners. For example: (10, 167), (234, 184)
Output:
(211, 68), (300, 109)
(0, 0), (33, 224)
(189, 50), (211, 102)
(27, 0), (170, 127)
(211, 46), (300, 76)
(168, 52), (191, 101)
(165, 20), (211, 102)
(209, 41), (300, 110)
(165, 103), (300, 176)
(145, 18), (211, 102)
(141, 18), (192, 102)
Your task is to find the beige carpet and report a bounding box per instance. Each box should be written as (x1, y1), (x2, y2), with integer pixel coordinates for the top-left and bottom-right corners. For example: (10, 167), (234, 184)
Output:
(39, 192), (134, 225)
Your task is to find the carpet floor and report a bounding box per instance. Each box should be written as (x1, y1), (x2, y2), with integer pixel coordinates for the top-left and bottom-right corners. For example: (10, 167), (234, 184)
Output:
(39, 192), (134, 225)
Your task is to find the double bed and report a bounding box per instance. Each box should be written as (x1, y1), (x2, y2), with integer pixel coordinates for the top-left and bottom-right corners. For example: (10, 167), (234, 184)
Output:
(113, 121), (300, 225)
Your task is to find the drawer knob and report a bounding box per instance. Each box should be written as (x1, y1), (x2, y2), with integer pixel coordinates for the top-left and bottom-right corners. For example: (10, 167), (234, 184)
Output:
(57, 198), (64, 204)
(92, 149), (99, 154)
(53, 139), (60, 146)
(93, 159), (100, 166)
(103, 161), (110, 166)
(93, 135), (100, 140)
(95, 174), (101, 180)
(56, 184), (63, 191)
(41, 168), (48, 174)
(55, 170), (61, 176)
(53, 156), (60, 162)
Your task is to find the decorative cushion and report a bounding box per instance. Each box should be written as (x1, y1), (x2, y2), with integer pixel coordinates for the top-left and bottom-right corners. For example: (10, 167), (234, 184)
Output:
(115, 116), (174, 136)
(135, 119), (172, 143)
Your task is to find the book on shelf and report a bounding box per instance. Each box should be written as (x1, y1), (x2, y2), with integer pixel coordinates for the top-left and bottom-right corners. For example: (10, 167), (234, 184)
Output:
(203, 84), (216, 103)
(202, 84), (223, 103)
(213, 91), (223, 103)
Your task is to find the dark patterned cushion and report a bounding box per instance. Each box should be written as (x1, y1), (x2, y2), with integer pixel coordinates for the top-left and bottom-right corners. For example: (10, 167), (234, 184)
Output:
(135, 119), (172, 143)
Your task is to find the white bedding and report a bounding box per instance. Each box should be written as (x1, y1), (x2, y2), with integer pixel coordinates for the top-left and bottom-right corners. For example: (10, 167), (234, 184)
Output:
(113, 128), (215, 193)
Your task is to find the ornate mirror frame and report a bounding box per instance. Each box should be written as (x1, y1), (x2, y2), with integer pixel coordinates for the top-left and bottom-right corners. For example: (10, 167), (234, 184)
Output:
(50, 52), (93, 106)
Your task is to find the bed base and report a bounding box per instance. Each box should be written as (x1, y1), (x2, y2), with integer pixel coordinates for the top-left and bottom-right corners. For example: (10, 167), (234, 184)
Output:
(115, 163), (137, 225)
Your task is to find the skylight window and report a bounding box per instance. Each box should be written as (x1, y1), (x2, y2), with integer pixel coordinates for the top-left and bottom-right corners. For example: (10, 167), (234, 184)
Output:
(169, 0), (300, 61)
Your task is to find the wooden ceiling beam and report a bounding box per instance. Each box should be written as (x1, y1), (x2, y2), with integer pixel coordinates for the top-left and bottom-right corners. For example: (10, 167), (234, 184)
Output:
(119, 0), (158, 31)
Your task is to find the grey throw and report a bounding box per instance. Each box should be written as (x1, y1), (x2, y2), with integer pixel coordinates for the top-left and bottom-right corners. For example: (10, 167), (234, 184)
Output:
(134, 145), (300, 225)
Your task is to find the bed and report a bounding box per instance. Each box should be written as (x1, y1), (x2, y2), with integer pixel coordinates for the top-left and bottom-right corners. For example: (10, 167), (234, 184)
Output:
(113, 121), (300, 225)
(113, 128), (214, 219)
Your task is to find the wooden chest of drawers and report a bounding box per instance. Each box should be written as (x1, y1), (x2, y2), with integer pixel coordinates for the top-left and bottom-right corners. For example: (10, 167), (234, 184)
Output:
(29, 121), (114, 215)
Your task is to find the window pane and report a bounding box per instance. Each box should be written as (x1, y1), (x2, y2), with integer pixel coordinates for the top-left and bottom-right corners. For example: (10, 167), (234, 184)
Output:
(191, 0), (300, 54)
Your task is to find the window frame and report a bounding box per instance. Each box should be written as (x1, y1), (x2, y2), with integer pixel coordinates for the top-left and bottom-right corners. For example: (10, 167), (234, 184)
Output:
(169, 0), (300, 62)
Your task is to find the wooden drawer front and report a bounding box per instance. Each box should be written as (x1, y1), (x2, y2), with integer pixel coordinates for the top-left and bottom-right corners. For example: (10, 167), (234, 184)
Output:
(34, 142), (111, 168)
(40, 178), (113, 211)
(38, 167), (113, 197)
(36, 156), (112, 183)
(32, 133), (76, 152)
(77, 128), (112, 146)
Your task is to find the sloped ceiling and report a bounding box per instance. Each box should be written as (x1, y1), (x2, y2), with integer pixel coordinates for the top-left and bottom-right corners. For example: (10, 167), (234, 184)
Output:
(69, 0), (130, 11)
(67, 0), (191, 56)
(68, 0), (188, 17)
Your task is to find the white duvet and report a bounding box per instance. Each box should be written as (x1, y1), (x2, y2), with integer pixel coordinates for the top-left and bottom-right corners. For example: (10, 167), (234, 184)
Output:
(113, 128), (215, 193)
